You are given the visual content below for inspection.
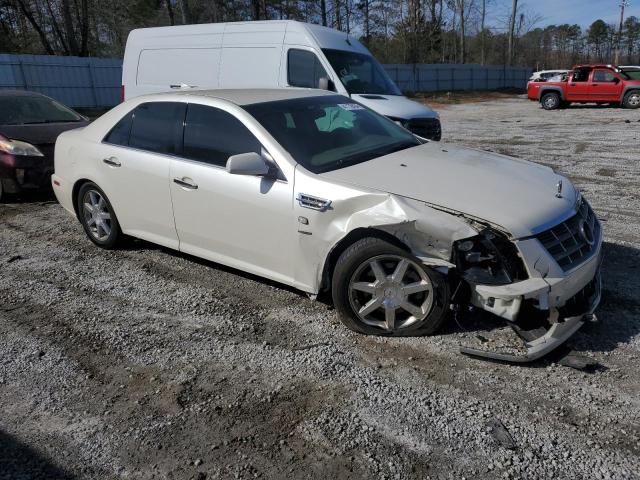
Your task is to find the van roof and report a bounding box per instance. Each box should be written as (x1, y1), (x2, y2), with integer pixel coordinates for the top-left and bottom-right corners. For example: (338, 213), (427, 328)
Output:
(144, 88), (338, 106)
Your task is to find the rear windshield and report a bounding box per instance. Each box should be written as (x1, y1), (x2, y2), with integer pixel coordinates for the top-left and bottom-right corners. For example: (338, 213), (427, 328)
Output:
(0, 95), (82, 125)
(244, 95), (420, 174)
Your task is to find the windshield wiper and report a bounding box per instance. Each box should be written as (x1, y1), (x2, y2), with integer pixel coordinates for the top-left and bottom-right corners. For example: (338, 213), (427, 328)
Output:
(19, 119), (81, 124)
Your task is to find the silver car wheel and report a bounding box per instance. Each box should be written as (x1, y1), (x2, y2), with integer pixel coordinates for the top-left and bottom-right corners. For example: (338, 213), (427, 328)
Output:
(543, 95), (558, 109)
(348, 255), (434, 332)
(628, 92), (640, 107)
(82, 189), (112, 241)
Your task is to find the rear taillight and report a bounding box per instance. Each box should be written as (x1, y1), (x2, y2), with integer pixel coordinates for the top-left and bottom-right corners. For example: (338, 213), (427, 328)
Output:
(120, 85), (125, 103)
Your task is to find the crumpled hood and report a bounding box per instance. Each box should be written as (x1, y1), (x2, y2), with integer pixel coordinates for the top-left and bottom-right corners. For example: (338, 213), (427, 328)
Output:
(0, 121), (88, 145)
(321, 142), (577, 238)
(351, 94), (438, 119)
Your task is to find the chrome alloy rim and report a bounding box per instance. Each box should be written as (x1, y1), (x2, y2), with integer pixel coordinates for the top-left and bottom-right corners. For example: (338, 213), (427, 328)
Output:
(543, 95), (558, 108)
(348, 255), (434, 332)
(82, 190), (112, 241)
(628, 93), (640, 107)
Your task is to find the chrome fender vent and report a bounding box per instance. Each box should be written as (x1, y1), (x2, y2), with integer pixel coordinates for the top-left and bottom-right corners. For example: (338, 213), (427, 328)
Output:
(296, 193), (332, 211)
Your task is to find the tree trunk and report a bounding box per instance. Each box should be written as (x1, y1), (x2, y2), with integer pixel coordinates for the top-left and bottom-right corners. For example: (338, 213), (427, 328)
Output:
(363, 0), (369, 45)
(166, 0), (175, 25)
(480, 0), (486, 65)
(13, 0), (55, 54)
(508, 0), (518, 65)
(79, 0), (89, 56)
(320, 0), (327, 26)
(459, 2), (466, 64)
(45, 0), (70, 54)
(61, 0), (80, 55)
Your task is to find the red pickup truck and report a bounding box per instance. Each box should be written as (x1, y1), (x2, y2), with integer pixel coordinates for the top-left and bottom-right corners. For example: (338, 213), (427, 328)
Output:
(528, 64), (640, 110)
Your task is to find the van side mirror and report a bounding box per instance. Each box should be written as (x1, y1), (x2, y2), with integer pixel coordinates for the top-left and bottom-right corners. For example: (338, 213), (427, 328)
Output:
(318, 77), (334, 91)
(226, 152), (270, 176)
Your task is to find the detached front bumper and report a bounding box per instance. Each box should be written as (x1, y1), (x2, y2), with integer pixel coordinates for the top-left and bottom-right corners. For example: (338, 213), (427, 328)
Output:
(462, 238), (602, 362)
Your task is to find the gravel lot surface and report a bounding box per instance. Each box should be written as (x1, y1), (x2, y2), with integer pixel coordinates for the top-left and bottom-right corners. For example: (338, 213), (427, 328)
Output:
(1, 97), (639, 480)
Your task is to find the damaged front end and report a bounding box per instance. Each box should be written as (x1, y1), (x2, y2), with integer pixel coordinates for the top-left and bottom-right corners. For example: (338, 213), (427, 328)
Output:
(448, 198), (603, 363)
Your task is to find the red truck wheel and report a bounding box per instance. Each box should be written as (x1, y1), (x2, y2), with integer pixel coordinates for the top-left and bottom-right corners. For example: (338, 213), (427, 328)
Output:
(623, 91), (640, 109)
(541, 92), (561, 110)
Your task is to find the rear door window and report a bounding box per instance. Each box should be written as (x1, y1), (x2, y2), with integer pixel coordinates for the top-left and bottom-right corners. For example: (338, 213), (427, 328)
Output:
(104, 111), (133, 146)
(287, 49), (328, 89)
(182, 104), (261, 167)
(128, 102), (186, 155)
(593, 70), (617, 82)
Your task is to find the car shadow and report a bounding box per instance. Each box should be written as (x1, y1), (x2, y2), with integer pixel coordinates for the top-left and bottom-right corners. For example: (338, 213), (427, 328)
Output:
(0, 429), (74, 479)
(0, 190), (56, 204)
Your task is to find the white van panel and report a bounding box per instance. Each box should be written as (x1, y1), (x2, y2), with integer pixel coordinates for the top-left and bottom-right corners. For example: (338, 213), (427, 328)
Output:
(223, 22), (287, 45)
(219, 47), (281, 88)
(137, 48), (221, 87)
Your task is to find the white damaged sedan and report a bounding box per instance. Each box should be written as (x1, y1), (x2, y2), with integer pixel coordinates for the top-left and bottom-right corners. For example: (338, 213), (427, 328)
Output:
(52, 89), (601, 362)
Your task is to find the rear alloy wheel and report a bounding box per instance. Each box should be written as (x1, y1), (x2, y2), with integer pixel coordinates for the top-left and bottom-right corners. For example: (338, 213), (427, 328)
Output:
(541, 92), (561, 110)
(623, 90), (640, 109)
(332, 238), (450, 336)
(77, 182), (122, 249)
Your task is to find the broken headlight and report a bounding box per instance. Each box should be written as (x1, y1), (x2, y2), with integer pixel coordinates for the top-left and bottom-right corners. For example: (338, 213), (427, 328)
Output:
(453, 229), (527, 285)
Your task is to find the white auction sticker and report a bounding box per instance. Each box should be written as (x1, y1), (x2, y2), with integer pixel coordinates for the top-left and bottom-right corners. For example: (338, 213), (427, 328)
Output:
(338, 103), (365, 111)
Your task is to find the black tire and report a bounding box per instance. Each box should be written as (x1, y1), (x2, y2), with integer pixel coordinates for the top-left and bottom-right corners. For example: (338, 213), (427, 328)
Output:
(331, 237), (450, 336)
(622, 90), (640, 109)
(0, 179), (4, 203)
(76, 182), (123, 249)
(541, 92), (561, 110)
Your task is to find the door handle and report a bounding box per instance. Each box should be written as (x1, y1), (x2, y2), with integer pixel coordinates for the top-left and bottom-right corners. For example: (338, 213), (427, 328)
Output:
(169, 83), (196, 89)
(103, 157), (121, 167)
(173, 177), (198, 190)
(592, 83), (599, 86)
(570, 83), (576, 86)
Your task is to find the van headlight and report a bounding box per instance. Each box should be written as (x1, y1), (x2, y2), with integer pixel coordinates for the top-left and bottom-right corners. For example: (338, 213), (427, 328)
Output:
(453, 229), (527, 285)
(0, 136), (44, 156)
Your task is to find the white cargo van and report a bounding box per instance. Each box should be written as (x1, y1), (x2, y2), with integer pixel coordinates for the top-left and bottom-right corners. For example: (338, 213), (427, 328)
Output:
(122, 20), (441, 140)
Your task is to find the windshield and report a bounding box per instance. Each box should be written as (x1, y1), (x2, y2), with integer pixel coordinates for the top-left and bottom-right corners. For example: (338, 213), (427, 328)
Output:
(322, 49), (401, 96)
(0, 95), (83, 125)
(244, 95), (420, 174)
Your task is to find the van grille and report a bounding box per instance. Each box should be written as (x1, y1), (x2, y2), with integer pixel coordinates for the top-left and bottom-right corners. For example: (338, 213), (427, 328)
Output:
(536, 198), (600, 272)
(407, 118), (441, 141)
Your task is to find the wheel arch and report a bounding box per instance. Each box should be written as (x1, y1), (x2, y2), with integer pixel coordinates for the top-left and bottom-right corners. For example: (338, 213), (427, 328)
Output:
(71, 178), (95, 219)
(320, 227), (411, 293)
(539, 87), (564, 101)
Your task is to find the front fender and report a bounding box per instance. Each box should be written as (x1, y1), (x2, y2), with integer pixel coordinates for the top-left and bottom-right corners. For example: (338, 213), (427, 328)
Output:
(291, 168), (478, 293)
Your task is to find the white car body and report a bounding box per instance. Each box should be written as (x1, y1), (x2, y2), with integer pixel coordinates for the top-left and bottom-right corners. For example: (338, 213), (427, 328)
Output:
(52, 89), (601, 361)
(121, 20), (441, 139)
(529, 70), (569, 82)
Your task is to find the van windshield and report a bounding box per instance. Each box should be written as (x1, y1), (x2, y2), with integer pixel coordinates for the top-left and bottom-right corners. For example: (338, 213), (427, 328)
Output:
(322, 49), (401, 96)
(244, 95), (420, 174)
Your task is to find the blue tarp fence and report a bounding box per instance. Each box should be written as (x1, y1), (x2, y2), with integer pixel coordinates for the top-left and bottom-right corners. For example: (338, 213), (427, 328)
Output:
(0, 54), (122, 108)
(0, 54), (533, 108)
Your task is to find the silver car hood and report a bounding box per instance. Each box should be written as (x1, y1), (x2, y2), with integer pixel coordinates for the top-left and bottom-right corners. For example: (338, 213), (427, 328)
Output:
(321, 142), (577, 238)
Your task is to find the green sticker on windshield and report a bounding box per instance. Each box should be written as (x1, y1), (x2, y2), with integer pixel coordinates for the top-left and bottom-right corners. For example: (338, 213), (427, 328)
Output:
(338, 103), (365, 111)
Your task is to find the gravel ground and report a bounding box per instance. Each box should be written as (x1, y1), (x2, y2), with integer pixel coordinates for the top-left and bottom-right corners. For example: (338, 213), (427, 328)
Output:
(1, 96), (639, 480)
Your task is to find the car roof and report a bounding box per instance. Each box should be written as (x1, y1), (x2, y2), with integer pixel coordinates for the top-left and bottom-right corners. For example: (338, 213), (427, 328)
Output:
(0, 89), (46, 97)
(143, 88), (339, 106)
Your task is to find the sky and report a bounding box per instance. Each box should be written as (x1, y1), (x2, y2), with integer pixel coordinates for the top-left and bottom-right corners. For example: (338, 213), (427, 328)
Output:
(490, 0), (640, 29)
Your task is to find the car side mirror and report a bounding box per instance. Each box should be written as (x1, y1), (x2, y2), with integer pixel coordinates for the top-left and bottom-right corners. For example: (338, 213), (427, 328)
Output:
(226, 152), (270, 177)
(318, 77), (334, 91)
(614, 77), (620, 84)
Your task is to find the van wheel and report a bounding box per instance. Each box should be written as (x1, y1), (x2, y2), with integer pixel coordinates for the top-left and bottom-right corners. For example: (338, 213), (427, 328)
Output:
(541, 92), (561, 110)
(332, 237), (450, 336)
(77, 182), (123, 249)
(623, 90), (640, 109)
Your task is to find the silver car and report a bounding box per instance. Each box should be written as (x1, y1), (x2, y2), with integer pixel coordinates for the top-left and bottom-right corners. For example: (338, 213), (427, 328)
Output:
(52, 89), (601, 362)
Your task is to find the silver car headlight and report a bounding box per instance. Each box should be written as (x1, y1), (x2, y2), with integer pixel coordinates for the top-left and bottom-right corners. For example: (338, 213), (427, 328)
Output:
(0, 136), (44, 156)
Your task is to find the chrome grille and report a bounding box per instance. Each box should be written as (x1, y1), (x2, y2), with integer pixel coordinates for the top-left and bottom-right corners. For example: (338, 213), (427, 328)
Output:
(536, 198), (600, 271)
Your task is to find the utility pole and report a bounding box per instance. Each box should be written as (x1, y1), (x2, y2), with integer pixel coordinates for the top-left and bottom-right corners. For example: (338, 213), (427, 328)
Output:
(615, 0), (629, 65)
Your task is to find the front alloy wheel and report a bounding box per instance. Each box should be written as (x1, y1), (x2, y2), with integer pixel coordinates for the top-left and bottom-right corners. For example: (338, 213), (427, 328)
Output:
(349, 255), (434, 331)
(332, 237), (450, 336)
